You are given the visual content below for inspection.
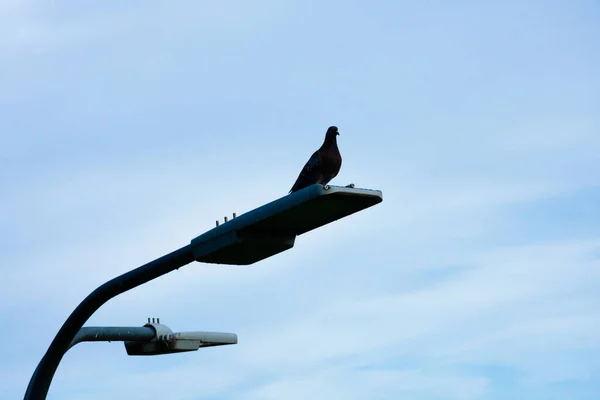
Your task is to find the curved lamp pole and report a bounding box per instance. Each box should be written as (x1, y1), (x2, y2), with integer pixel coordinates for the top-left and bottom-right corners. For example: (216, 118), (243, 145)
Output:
(24, 245), (194, 399)
(24, 184), (382, 399)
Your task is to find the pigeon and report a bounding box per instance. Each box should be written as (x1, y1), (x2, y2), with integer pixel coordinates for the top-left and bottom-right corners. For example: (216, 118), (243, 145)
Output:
(289, 126), (342, 193)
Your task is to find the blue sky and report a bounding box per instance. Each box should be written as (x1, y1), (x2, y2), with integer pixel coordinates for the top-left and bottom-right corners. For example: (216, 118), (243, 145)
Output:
(1, 0), (599, 399)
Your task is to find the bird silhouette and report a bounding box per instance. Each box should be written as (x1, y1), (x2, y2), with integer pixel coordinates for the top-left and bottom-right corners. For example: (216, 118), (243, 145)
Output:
(289, 126), (342, 193)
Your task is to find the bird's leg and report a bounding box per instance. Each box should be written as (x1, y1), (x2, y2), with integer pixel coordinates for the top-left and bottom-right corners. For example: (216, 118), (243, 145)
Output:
(345, 183), (355, 188)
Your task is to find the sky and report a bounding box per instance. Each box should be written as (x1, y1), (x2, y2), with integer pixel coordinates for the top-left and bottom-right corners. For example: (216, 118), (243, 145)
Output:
(1, 0), (599, 399)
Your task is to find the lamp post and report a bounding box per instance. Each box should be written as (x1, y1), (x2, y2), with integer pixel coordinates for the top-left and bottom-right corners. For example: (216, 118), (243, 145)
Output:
(24, 184), (382, 399)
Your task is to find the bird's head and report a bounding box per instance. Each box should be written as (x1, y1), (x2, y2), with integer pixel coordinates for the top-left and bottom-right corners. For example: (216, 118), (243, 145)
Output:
(326, 126), (340, 138)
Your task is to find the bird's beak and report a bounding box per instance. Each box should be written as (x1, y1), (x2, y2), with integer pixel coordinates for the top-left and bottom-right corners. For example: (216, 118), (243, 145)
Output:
(336, 131), (340, 136)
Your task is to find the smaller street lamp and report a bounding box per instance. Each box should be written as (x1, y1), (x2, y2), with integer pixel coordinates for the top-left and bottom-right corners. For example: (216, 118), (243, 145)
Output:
(125, 318), (237, 356)
(67, 318), (237, 356)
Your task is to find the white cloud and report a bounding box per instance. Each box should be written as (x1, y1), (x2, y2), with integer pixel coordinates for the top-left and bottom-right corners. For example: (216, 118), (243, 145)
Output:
(239, 366), (490, 400)
(224, 238), (600, 397)
(0, 0), (293, 55)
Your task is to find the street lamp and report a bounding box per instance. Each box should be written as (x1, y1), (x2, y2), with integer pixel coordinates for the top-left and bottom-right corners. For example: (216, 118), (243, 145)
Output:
(67, 318), (237, 355)
(24, 184), (383, 399)
(192, 184), (382, 265)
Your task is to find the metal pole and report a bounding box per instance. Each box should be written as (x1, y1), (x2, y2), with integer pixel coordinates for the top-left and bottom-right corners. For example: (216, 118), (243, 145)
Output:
(24, 244), (194, 400)
(68, 326), (156, 350)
